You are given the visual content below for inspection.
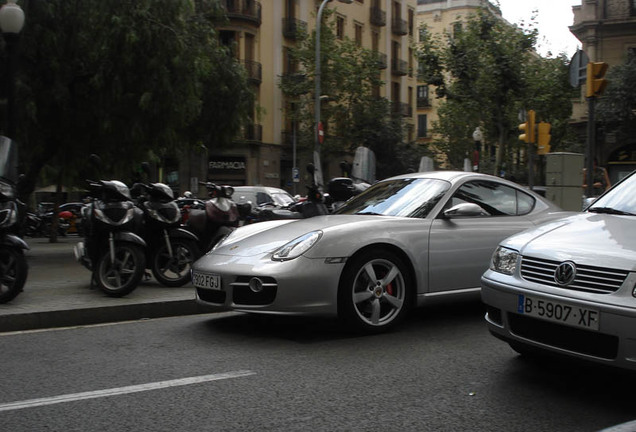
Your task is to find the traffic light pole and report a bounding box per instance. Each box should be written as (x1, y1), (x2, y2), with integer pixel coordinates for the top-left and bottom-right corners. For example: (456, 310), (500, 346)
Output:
(585, 96), (596, 198)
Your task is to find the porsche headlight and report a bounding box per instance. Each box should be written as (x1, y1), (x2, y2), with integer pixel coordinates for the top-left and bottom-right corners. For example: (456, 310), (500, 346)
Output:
(490, 246), (519, 275)
(272, 231), (322, 261)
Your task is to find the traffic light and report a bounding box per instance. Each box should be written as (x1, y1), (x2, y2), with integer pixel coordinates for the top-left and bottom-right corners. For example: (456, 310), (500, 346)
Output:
(518, 109), (535, 143)
(585, 62), (608, 98)
(537, 122), (551, 155)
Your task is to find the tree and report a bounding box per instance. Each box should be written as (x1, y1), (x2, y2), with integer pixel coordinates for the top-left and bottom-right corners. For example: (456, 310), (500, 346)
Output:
(279, 11), (419, 181)
(597, 55), (636, 143)
(4, 0), (252, 198)
(415, 9), (572, 180)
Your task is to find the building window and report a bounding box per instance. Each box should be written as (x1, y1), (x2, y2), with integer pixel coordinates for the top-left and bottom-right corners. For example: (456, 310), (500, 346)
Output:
(417, 85), (430, 108)
(418, 114), (428, 138)
(418, 26), (427, 42)
(337, 15), (345, 39)
(355, 22), (363, 46)
(408, 8), (414, 36)
(452, 22), (462, 37)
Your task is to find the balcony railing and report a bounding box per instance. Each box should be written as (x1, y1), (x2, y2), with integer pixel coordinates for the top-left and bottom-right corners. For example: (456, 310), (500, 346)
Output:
(391, 18), (408, 36)
(417, 97), (431, 108)
(221, 0), (262, 26)
(392, 102), (411, 117)
(242, 60), (262, 84)
(370, 7), (386, 26)
(282, 17), (307, 40)
(244, 124), (262, 142)
(373, 52), (387, 69)
(391, 58), (408, 76)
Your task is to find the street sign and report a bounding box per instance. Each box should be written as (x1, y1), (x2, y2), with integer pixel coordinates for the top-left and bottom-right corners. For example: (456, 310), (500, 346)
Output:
(292, 167), (299, 183)
(569, 49), (589, 88)
(317, 121), (324, 144)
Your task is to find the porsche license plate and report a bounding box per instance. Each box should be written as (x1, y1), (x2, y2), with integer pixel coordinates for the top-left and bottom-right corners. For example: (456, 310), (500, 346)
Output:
(517, 295), (599, 331)
(192, 271), (221, 290)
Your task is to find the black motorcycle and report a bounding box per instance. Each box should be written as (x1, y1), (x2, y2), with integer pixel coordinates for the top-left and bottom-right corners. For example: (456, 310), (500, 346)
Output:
(131, 182), (200, 287)
(0, 136), (28, 303)
(74, 179), (147, 297)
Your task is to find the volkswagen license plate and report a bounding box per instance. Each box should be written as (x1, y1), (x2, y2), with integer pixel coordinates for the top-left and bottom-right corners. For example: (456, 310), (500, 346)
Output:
(518, 295), (599, 331)
(192, 271), (221, 290)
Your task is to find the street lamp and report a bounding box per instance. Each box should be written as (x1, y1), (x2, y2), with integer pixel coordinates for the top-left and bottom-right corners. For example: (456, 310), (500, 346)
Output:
(0, 0), (25, 139)
(314, 0), (352, 188)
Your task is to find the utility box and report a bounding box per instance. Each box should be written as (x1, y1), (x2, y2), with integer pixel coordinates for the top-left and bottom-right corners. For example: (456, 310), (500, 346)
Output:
(545, 152), (584, 211)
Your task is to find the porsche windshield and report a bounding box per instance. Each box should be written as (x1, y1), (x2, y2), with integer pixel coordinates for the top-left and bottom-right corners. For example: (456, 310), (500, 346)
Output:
(334, 178), (450, 218)
(0, 136), (18, 184)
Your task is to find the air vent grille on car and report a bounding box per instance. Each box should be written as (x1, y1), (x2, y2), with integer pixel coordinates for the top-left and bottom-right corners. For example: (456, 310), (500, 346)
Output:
(520, 256), (628, 294)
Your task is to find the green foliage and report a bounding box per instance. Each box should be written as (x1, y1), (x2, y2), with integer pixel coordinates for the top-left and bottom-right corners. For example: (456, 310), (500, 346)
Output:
(8, 0), (251, 193)
(279, 11), (418, 179)
(597, 55), (636, 140)
(415, 9), (572, 179)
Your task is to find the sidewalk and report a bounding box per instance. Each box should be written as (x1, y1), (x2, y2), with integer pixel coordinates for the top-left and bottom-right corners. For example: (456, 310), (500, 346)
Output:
(0, 236), (219, 333)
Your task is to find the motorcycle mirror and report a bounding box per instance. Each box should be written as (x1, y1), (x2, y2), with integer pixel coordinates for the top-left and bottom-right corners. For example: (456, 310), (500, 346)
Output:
(222, 186), (234, 198)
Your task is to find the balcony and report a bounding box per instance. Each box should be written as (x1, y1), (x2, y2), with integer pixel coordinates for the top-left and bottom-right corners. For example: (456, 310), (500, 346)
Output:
(373, 52), (387, 69)
(221, 0), (262, 26)
(417, 97), (431, 108)
(370, 7), (386, 27)
(392, 17), (408, 36)
(392, 102), (411, 117)
(391, 58), (408, 76)
(244, 124), (262, 142)
(282, 17), (307, 40)
(242, 60), (262, 85)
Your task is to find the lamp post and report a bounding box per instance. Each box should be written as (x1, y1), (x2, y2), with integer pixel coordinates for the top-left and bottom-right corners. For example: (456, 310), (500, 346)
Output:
(0, 0), (25, 140)
(314, 0), (351, 189)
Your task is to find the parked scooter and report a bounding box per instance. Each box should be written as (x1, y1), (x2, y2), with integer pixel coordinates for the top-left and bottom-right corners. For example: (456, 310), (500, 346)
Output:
(74, 174), (147, 297)
(184, 182), (240, 253)
(0, 136), (28, 303)
(23, 203), (70, 238)
(131, 182), (200, 287)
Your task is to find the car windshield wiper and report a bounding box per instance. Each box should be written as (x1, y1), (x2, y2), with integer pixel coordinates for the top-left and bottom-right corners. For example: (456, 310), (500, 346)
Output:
(588, 207), (636, 216)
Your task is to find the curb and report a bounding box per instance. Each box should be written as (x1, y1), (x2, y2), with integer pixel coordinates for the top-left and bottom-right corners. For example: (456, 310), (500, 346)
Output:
(0, 300), (217, 333)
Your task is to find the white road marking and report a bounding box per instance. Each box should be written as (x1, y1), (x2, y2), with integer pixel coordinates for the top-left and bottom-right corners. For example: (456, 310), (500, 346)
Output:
(0, 370), (255, 412)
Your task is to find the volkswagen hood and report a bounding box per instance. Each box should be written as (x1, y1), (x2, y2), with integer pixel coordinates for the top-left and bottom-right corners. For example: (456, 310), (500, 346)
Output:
(505, 213), (636, 271)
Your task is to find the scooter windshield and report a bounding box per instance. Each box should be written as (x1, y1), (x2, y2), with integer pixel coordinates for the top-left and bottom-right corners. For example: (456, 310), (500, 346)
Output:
(0, 136), (18, 185)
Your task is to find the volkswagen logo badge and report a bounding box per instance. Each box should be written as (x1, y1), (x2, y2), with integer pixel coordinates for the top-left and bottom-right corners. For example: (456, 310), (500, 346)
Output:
(554, 261), (576, 286)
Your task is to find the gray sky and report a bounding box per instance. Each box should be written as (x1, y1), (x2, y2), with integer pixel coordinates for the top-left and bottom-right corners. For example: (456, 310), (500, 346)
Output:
(496, 0), (581, 58)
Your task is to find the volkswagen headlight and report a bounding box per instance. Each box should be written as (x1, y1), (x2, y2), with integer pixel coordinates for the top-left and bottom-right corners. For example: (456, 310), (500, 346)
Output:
(272, 231), (322, 261)
(490, 246), (519, 275)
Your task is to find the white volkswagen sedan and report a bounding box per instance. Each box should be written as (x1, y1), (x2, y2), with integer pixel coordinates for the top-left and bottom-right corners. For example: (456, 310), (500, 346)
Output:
(482, 169), (636, 370)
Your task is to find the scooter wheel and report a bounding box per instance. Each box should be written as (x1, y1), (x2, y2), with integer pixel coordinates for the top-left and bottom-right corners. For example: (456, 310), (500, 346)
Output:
(0, 246), (27, 303)
(151, 239), (200, 287)
(96, 243), (146, 297)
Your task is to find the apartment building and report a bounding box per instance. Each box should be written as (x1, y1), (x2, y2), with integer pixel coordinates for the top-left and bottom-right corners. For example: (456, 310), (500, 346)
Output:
(569, 0), (636, 181)
(176, 0), (417, 196)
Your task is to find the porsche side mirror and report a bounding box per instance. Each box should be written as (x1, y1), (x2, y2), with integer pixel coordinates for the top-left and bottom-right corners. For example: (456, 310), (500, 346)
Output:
(443, 203), (486, 218)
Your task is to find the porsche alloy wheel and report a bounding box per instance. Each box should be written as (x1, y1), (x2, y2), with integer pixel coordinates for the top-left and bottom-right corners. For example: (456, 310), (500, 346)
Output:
(339, 249), (411, 333)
